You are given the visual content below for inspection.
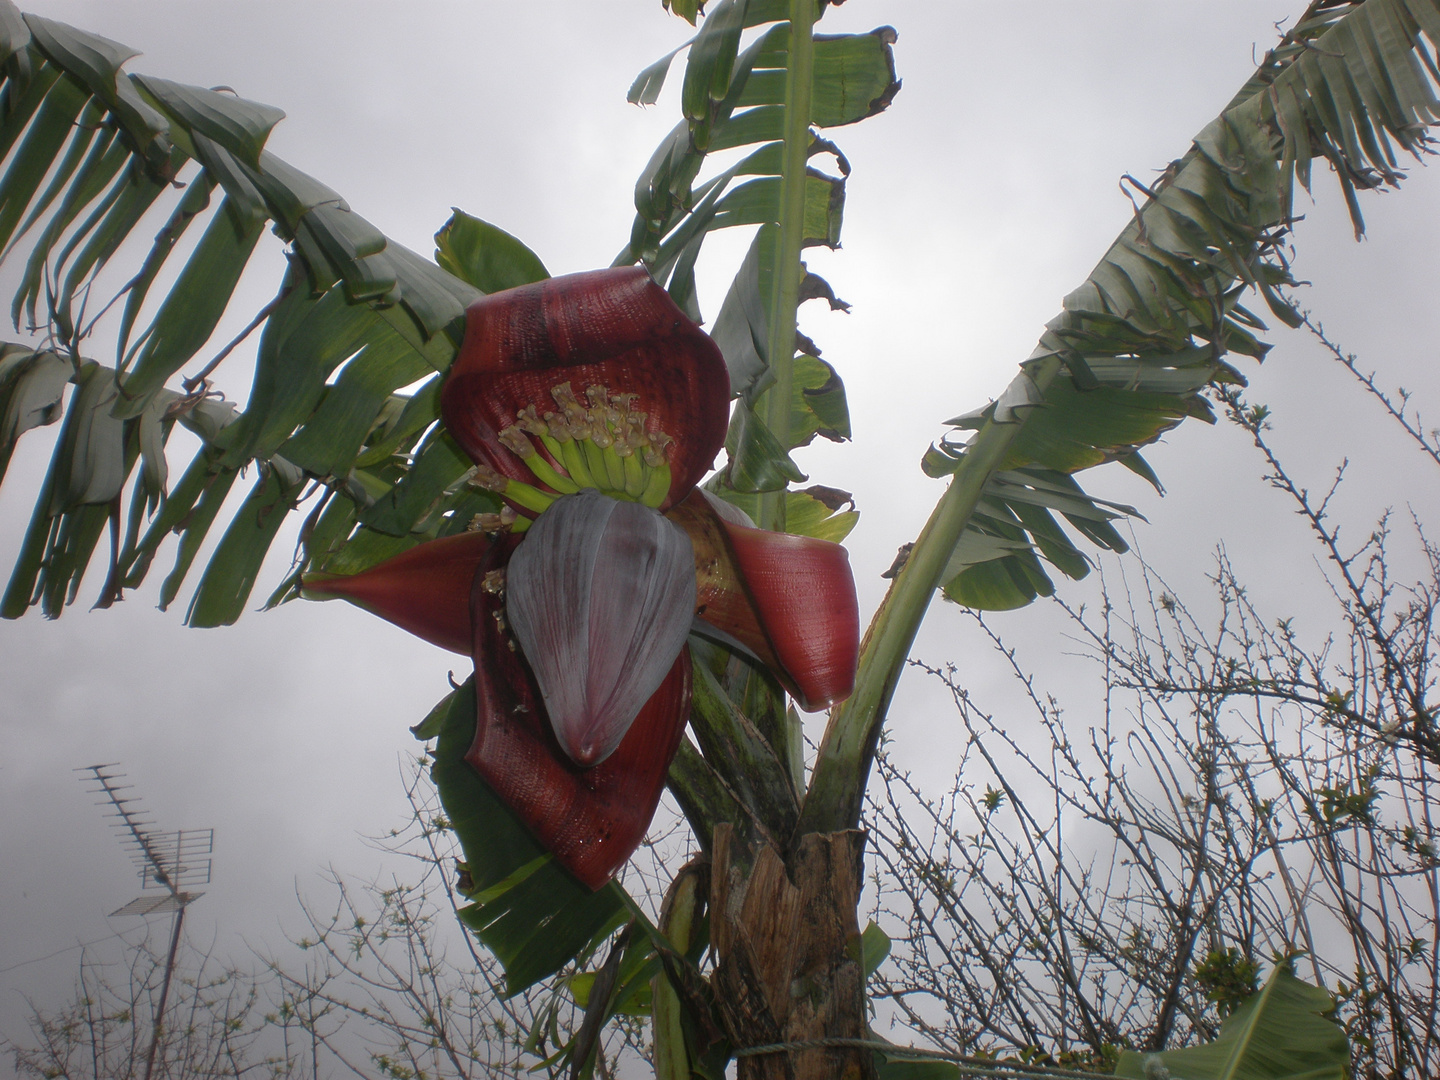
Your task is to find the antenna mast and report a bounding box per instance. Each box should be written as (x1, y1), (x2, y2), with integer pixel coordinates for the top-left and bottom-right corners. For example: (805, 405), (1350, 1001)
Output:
(80, 764), (214, 1080)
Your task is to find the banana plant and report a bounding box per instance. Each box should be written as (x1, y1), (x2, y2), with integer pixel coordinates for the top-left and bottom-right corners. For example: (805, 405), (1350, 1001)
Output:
(0, 0), (1434, 1077)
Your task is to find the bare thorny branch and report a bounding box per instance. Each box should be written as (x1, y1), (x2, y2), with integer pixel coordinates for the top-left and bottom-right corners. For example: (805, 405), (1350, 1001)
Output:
(1296, 309), (1440, 470)
(1217, 384), (1440, 768)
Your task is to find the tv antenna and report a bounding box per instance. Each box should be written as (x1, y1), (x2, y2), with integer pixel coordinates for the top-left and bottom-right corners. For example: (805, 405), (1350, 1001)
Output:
(80, 764), (214, 1080)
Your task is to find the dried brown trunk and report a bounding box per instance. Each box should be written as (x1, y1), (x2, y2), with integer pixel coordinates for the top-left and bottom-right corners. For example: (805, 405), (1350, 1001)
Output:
(708, 824), (873, 1080)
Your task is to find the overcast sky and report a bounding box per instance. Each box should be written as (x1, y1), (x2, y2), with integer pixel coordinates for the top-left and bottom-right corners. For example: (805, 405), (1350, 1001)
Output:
(3, 0), (1439, 1056)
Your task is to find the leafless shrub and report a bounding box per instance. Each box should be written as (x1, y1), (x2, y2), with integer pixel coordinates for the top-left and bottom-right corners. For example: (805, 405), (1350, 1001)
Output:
(5, 755), (676, 1079)
(865, 332), (1440, 1079)
(258, 753), (694, 1079)
(5, 928), (285, 1079)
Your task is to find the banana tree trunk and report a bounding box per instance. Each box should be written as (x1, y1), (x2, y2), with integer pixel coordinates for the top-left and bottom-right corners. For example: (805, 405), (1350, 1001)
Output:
(709, 824), (873, 1080)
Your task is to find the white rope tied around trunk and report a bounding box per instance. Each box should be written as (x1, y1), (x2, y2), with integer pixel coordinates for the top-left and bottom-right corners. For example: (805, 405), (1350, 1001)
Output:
(732, 1036), (1117, 1080)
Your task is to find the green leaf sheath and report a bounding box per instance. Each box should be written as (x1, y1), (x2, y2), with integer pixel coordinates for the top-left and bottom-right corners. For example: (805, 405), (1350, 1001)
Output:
(687, 644), (799, 842)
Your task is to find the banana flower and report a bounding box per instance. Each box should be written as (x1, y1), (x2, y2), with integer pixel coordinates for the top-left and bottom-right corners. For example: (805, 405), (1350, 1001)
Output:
(306, 267), (858, 887)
